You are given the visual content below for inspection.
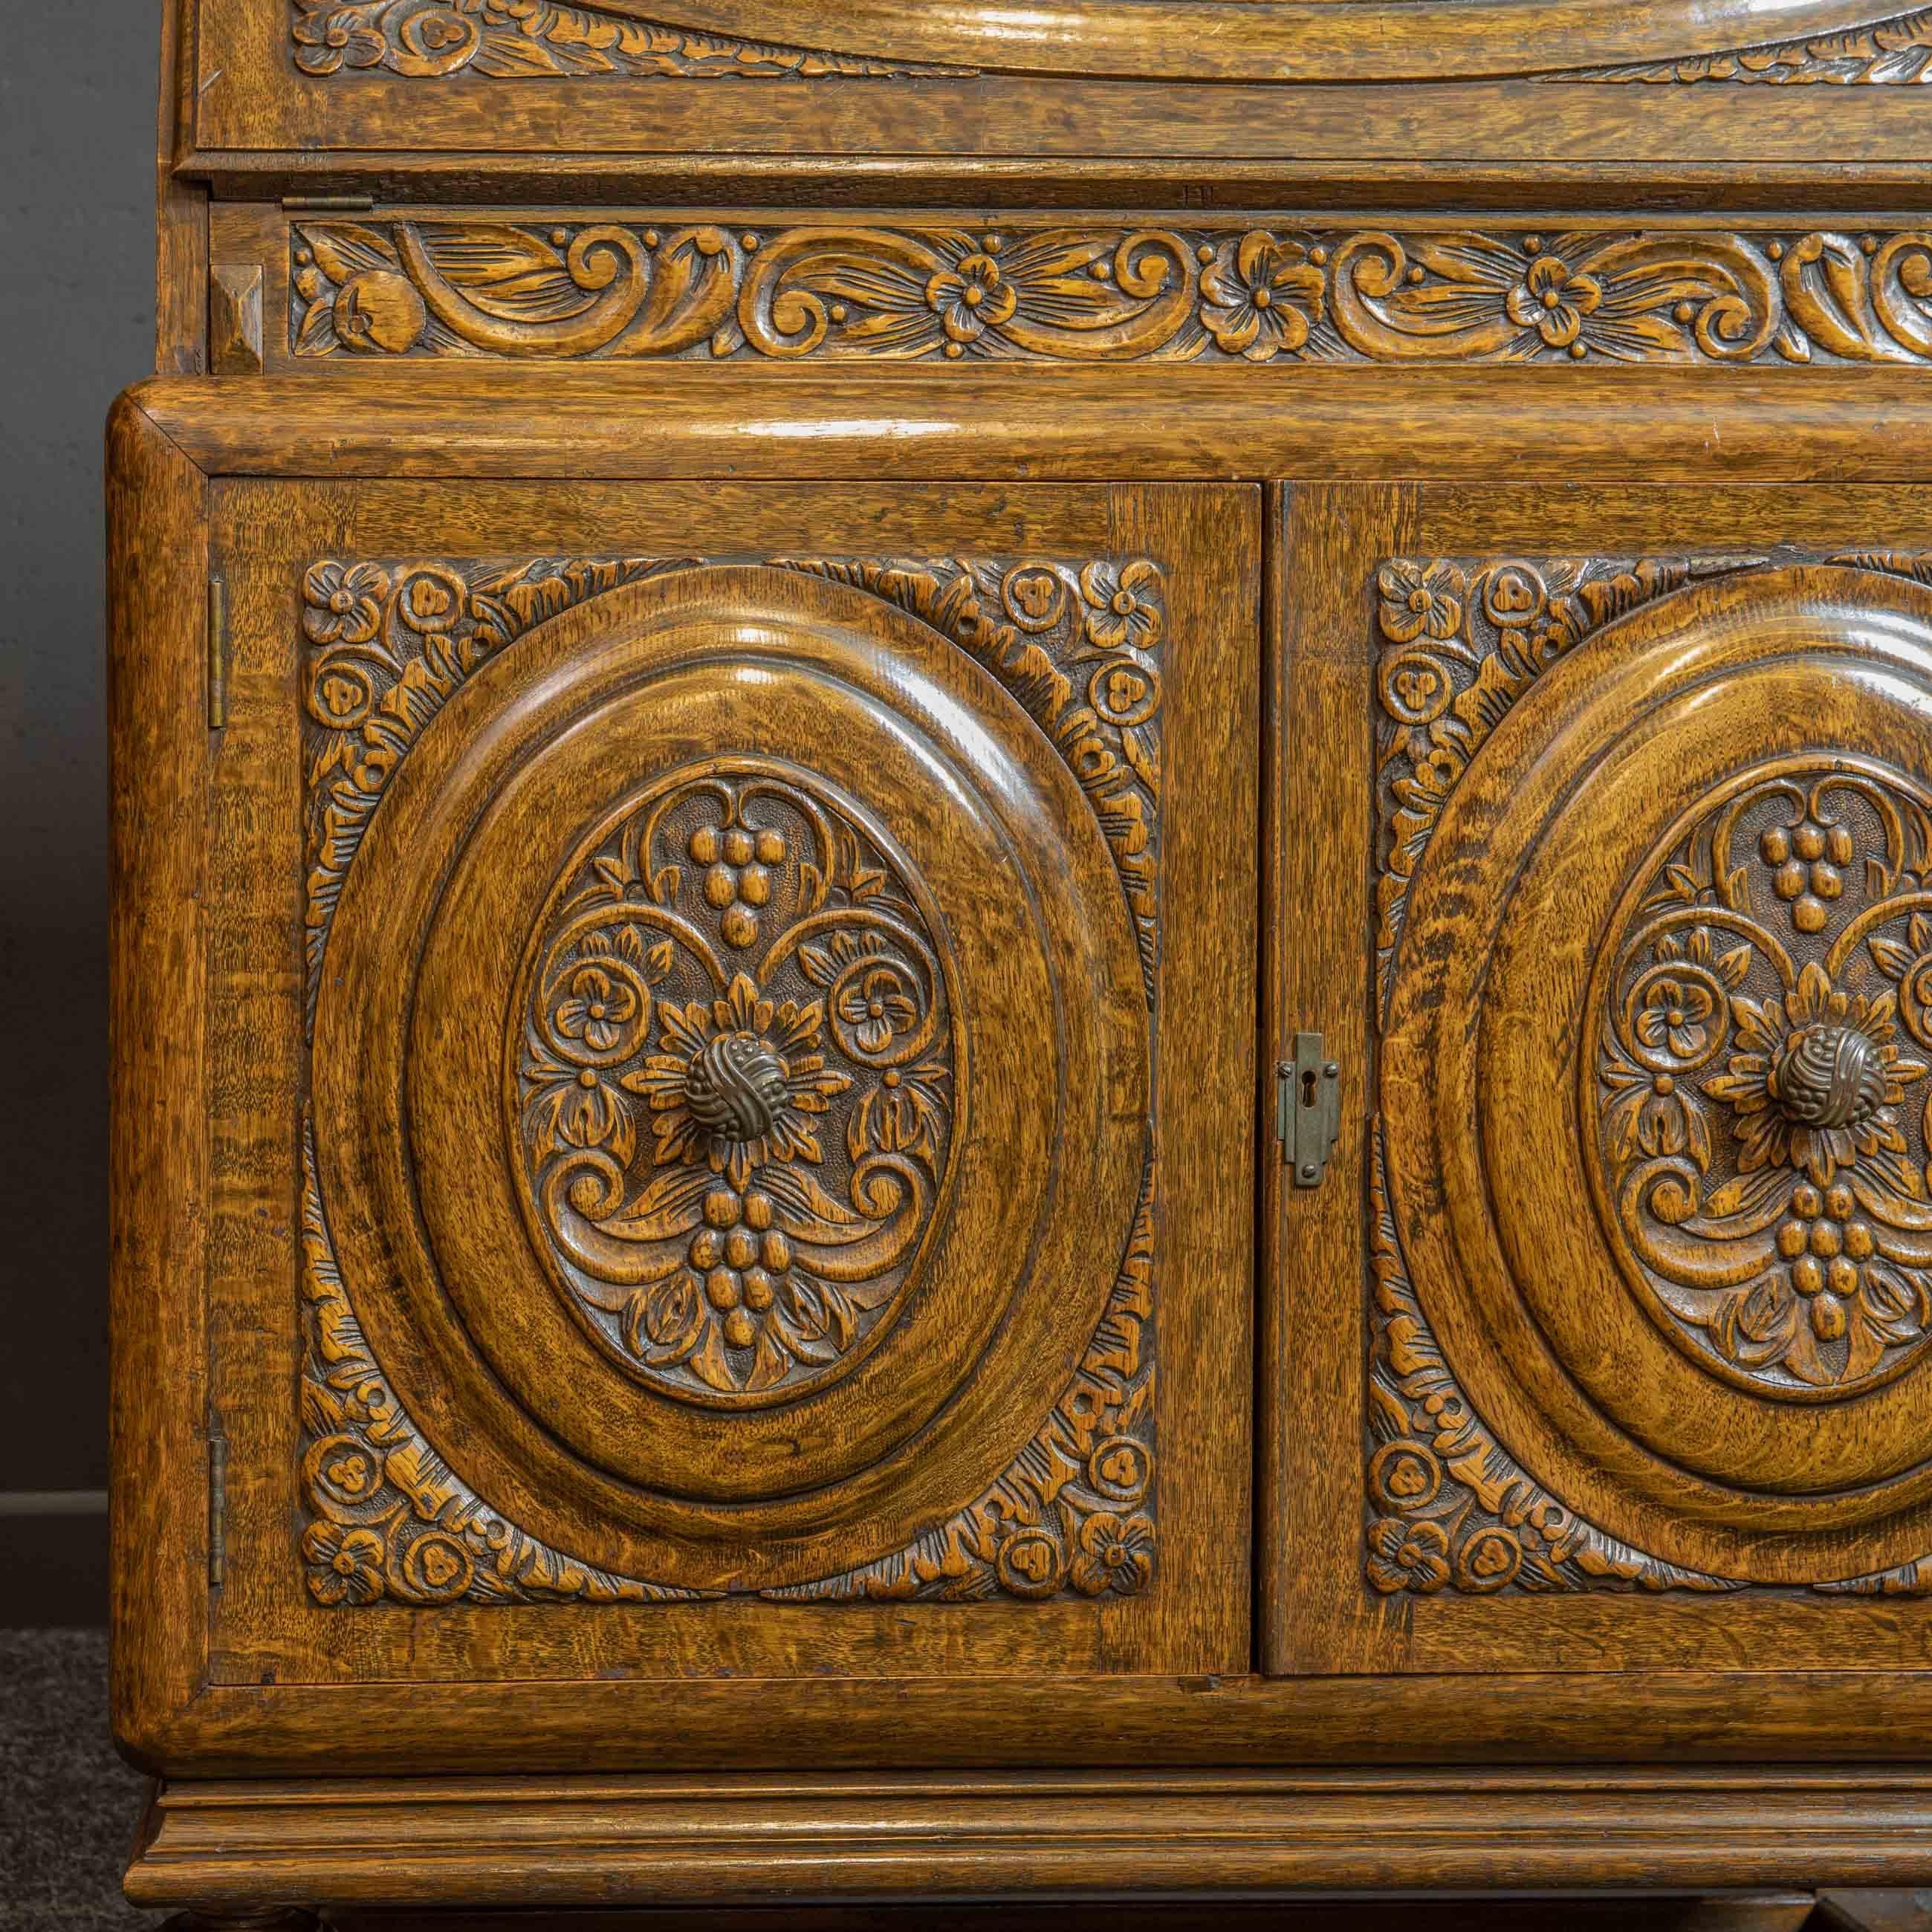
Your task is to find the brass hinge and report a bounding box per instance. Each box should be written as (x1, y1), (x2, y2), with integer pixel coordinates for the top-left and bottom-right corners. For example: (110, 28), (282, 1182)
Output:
(1277, 1034), (1341, 1189)
(207, 1421), (228, 1591)
(282, 193), (375, 213)
(207, 577), (229, 730)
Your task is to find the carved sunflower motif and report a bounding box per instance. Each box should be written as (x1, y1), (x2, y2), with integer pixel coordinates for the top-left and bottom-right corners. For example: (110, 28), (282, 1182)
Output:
(1703, 965), (1925, 1189)
(624, 974), (849, 1192)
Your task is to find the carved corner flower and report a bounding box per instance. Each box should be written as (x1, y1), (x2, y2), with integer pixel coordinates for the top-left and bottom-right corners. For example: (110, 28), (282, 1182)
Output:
(1365, 1515), (1450, 1594)
(1504, 253), (1605, 357)
(302, 561), (389, 646)
(292, 3), (387, 75)
(1079, 560), (1164, 652)
(1199, 233), (1326, 362)
(302, 1522), (386, 1605)
(1377, 560), (1466, 644)
(1068, 1509), (1154, 1595)
(623, 972), (851, 1190)
(1703, 962), (1927, 1190)
(924, 252), (1017, 353)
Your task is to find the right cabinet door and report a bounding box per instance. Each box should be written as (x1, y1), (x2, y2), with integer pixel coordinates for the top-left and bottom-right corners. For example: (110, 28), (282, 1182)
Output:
(1269, 482), (1932, 1681)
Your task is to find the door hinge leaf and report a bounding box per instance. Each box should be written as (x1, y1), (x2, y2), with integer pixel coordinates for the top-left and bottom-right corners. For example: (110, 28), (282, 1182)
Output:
(207, 1424), (228, 1591)
(207, 576), (229, 731)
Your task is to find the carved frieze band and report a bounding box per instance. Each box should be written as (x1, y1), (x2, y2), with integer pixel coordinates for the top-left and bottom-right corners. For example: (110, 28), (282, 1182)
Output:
(1572, 9), (1932, 82)
(289, 0), (1932, 83)
(1369, 546), (1932, 1598)
(299, 548), (1161, 1604)
(290, 221), (1932, 367)
(292, 0), (955, 78)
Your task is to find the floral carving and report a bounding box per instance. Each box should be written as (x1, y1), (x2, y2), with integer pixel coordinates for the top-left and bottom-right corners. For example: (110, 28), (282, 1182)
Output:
(516, 768), (955, 1404)
(1371, 547), (1932, 1597)
(1367, 1130), (1740, 1596)
(301, 547), (1162, 1600)
(1374, 552), (1763, 1012)
(1197, 233), (1324, 362)
(1591, 760), (1932, 1398)
(1569, 8), (1932, 82)
(291, 0), (955, 78)
(782, 555), (1163, 1002)
(299, 1130), (697, 1607)
(287, 219), (1932, 367)
(302, 554), (696, 1020)
(767, 1164), (1156, 1604)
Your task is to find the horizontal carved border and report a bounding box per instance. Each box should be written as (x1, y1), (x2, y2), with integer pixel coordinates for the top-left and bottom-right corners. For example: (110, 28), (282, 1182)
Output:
(289, 0), (1932, 83)
(299, 549), (1160, 1607)
(1368, 547), (1932, 1599)
(292, 0), (956, 78)
(291, 221), (1932, 366)
(1572, 7), (1932, 82)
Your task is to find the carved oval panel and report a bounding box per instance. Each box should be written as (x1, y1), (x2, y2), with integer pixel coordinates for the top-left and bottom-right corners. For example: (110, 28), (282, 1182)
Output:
(311, 564), (1147, 1592)
(1587, 755), (1932, 1404)
(1379, 557), (1932, 1583)
(513, 761), (958, 1407)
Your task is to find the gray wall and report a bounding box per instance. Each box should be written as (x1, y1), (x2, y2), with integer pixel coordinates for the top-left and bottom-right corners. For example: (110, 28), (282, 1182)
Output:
(1, 7), (159, 1621)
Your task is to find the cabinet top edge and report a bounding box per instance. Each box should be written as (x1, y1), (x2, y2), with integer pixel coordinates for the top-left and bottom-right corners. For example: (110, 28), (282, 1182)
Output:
(117, 368), (1932, 486)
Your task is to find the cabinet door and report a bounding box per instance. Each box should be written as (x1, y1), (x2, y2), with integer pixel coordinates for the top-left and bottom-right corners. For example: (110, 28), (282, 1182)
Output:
(1268, 482), (1932, 1686)
(113, 461), (1257, 1771)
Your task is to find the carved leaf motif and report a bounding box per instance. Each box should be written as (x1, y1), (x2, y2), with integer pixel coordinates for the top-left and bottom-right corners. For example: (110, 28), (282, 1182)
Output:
(289, 218), (1932, 368)
(301, 546), (1160, 1601)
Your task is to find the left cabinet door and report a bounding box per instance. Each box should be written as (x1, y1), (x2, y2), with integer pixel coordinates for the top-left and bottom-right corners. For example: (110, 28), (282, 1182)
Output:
(108, 420), (1259, 1773)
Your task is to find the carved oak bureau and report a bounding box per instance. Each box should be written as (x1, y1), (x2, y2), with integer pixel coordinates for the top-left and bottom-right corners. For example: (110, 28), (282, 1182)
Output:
(108, 0), (1932, 1920)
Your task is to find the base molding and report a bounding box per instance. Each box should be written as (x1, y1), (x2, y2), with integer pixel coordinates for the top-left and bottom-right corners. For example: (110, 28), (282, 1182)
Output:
(126, 1766), (1932, 1913)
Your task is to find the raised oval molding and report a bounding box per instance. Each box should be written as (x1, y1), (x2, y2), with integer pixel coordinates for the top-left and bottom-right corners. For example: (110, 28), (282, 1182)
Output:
(292, 0), (1932, 82)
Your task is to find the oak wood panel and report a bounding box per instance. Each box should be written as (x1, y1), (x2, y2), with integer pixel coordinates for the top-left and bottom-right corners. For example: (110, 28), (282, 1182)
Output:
(123, 1765), (1932, 1910)
(274, 0), (1922, 82)
(120, 372), (1932, 487)
(106, 473), (1260, 1762)
(155, 0), (206, 377)
(316, 1905), (1823, 1932)
(107, 397), (213, 1760)
(201, 202), (1932, 374)
(1270, 481), (1932, 1681)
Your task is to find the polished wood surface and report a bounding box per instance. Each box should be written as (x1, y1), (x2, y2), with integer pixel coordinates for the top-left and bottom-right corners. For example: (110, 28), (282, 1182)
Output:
(114, 0), (1932, 1918)
(124, 1767), (1932, 1911)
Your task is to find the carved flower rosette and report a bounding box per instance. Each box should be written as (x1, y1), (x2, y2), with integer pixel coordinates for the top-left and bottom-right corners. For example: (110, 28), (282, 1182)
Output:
(1589, 755), (1932, 1400)
(513, 760), (958, 1407)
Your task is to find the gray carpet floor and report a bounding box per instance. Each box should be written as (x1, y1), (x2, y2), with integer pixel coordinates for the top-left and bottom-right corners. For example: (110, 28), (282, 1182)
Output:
(0, 1629), (161, 1932)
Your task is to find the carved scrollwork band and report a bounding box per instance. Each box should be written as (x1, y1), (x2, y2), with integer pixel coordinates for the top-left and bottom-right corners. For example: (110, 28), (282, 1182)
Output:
(290, 220), (1932, 367)
(292, 0), (953, 78)
(1570, 8), (1932, 82)
(516, 765), (957, 1406)
(299, 548), (1161, 1604)
(289, 0), (1932, 83)
(1370, 546), (1932, 1598)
